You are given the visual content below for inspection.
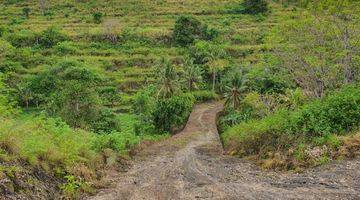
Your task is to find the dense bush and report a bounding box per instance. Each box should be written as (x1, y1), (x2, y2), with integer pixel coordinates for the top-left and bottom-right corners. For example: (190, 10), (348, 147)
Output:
(243, 0), (269, 14)
(39, 26), (68, 48)
(173, 16), (218, 46)
(93, 12), (103, 24)
(22, 7), (30, 18)
(222, 85), (360, 159)
(153, 93), (195, 133)
(0, 26), (5, 37)
(5, 29), (37, 47)
(0, 39), (15, 61)
(290, 86), (360, 137)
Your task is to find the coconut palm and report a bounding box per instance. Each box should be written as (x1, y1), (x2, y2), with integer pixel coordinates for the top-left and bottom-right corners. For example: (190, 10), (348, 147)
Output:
(155, 58), (179, 98)
(182, 58), (203, 91)
(224, 71), (248, 109)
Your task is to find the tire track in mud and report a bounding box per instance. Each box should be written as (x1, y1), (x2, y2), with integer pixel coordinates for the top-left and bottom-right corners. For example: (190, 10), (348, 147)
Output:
(88, 102), (360, 200)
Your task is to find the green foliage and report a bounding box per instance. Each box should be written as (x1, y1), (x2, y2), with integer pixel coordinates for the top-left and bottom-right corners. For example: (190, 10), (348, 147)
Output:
(153, 93), (195, 133)
(0, 26), (6, 37)
(290, 86), (360, 137)
(0, 116), (96, 167)
(98, 86), (121, 106)
(182, 58), (203, 91)
(0, 39), (15, 61)
(155, 58), (180, 98)
(243, 0), (269, 14)
(190, 90), (219, 102)
(223, 70), (248, 109)
(54, 41), (78, 55)
(189, 40), (226, 65)
(132, 85), (156, 116)
(91, 108), (120, 133)
(22, 7), (31, 18)
(92, 114), (167, 152)
(28, 59), (118, 132)
(269, 2), (360, 97)
(39, 27), (68, 48)
(93, 12), (103, 24)
(0, 76), (13, 116)
(60, 175), (83, 199)
(222, 85), (360, 160)
(5, 29), (37, 47)
(173, 16), (218, 46)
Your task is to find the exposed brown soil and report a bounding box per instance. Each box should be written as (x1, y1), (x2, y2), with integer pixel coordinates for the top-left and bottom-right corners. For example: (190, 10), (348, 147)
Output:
(87, 102), (360, 200)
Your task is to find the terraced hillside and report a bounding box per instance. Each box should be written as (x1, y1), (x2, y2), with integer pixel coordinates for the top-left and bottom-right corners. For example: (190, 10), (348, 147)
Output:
(0, 0), (291, 110)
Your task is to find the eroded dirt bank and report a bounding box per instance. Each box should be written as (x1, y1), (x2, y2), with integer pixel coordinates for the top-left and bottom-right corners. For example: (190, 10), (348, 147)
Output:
(88, 102), (360, 200)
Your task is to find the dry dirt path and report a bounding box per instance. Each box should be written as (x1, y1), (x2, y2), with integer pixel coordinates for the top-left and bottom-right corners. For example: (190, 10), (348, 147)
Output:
(88, 102), (360, 200)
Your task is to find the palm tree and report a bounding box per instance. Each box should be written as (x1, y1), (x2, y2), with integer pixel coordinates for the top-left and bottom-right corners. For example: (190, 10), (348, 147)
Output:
(155, 58), (179, 98)
(182, 58), (203, 91)
(202, 47), (226, 92)
(224, 71), (247, 109)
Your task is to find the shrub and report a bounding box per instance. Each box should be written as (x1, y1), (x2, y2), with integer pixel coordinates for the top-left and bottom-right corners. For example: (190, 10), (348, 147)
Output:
(54, 41), (78, 55)
(290, 86), (360, 137)
(0, 26), (5, 37)
(5, 29), (37, 47)
(93, 12), (103, 24)
(190, 90), (219, 102)
(22, 7), (31, 18)
(39, 27), (68, 48)
(243, 0), (269, 14)
(153, 93), (195, 133)
(222, 110), (292, 156)
(91, 108), (120, 133)
(173, 16), (218, 46)
(0, 39), (15, 60)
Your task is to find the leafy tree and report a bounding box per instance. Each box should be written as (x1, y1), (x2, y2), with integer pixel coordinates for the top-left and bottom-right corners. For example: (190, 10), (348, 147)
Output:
(182, 58), (203, 91)
(270, 1), (360, 98)
(155, 58), (180, 98)
(28, 59), (118, 132)
(243, 0), (269, 14)
(173, 16), (218, 46)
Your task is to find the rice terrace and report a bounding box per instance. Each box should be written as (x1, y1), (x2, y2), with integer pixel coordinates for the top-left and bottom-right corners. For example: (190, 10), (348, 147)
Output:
(0, 0), (359, 199)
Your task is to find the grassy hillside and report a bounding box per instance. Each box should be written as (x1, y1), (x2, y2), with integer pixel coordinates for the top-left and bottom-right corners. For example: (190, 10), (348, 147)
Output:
(0, 0), (290, 100)
(1, 0), (289, 198)
(1, 0), (359, 199)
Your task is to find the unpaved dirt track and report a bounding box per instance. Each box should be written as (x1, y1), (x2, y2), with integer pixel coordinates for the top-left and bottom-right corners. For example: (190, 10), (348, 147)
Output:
(88, 102), (360, 200)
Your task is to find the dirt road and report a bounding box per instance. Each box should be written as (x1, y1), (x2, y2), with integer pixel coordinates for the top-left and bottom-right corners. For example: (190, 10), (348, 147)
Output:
(88, 102), (360, 200)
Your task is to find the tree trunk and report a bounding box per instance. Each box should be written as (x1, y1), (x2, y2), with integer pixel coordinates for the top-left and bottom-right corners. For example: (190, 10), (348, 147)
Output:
(212, 70), (216, 92)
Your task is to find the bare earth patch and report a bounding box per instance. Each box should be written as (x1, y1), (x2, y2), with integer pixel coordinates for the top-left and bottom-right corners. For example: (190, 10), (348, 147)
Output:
(87, 102), (360, 200)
